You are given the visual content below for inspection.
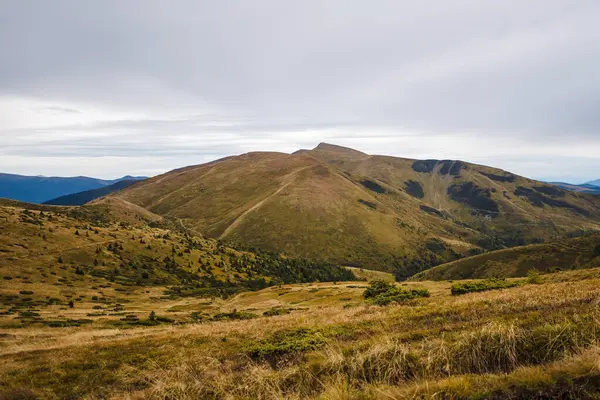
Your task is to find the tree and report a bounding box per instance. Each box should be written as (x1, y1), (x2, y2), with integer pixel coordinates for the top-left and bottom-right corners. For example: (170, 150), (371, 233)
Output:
(68, 300), (75, 308)
(149, 311), (156, 321)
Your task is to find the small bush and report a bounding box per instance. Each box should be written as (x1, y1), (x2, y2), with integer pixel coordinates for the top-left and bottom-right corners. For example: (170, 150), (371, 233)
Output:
(364, 280), (430, 306)
(245, 328), (327, 360)
(19, 290), (34, 295)
(527, 269), (543, 284)
(450, 278), (522, 296)
(263, 307), (291, 317)
(212, 310), (257, 321)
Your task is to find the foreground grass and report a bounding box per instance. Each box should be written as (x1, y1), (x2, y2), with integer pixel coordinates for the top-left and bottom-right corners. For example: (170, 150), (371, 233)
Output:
(1, 269), (599, 399)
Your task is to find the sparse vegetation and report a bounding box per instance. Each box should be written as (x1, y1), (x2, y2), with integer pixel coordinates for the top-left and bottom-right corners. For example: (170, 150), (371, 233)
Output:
(363, 279), (430, 305)
(450, 278), (522, 295)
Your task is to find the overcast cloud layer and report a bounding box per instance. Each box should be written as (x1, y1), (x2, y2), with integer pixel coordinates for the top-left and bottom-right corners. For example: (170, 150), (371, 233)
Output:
(1, 0), (599, 183)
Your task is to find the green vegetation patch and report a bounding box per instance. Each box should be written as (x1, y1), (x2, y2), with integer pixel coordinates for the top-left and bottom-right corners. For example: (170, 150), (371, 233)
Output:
(451, 278), (523, 296)
(363, 280), (430, 306)
(212, 310), (257, 321)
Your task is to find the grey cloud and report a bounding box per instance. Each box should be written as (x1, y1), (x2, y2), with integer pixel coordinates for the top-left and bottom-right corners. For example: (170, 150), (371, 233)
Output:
(0, 0), (599, 181)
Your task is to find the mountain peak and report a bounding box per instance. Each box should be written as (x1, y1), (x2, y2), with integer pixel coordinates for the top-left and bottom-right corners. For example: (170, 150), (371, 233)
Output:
(312, 142), (368, 156)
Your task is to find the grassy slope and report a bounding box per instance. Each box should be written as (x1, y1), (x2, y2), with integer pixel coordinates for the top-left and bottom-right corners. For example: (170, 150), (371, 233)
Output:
(113, 143), (600, 273)
(0, 201), (353, 330)
(1, 269), (599, 399)
(412, 234), (600, 281)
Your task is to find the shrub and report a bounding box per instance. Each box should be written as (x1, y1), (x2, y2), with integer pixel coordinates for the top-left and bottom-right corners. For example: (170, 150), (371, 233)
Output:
(245, 328), (327, 360)
(364, 280), (430, 306)
(450, 278), (522, 296)
(263, 307), (291, 317)
(527, 269), (543, 284)
(212, 310), (257, 321)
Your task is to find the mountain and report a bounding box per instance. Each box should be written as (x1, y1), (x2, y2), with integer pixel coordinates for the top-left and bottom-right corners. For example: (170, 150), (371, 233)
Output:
(0, 173), (147, 204)
(43, 179), (141, 206)
(112, 143), (600, 276)
(586, 179), (600, 187)
(411, 233), (600, 281)
(550, 182), (600, 194)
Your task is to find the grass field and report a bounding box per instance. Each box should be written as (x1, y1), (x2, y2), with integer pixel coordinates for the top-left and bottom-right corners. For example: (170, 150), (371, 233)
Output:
(2, 268), (599, 399)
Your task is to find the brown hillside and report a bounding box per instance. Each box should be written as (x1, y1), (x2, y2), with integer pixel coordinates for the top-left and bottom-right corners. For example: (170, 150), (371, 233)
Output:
(411, 234), (600, 281)
(113, 143), (600, 274)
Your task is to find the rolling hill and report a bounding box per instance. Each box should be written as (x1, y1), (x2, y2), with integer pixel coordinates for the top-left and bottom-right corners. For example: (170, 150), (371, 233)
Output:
(43, 179), (141, 206)
(0, 173), (146, 204)
(111, 143), (600, 276)
(0, 199), (354, 318)
(411, 233), (600, 281)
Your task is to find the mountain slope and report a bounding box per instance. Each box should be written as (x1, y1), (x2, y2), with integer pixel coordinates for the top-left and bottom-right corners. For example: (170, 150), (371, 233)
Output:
(411, 234), (600, 281)
(43, 179), (142, 206)
(113, 143), (600, 274)
(0, 173), (146, 204)
(586, 179), (600, 187)
(0, 200), (354, 313)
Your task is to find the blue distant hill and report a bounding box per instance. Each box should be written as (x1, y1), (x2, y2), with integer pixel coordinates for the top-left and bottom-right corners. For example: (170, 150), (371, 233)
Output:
(586, 179), (600, 187)
(43, 179), (143, 206)
(0, 173), (147, 204)
(549, 181), (600, 195)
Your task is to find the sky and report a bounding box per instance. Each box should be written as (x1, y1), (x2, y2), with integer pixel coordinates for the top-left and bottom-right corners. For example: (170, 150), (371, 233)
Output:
(1, 1), (599, 184)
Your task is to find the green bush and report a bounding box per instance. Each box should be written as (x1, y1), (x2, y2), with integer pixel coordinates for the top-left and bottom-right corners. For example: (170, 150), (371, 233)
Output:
(527, 269), (543, 284)
(263, 307), (291, 317)
(212, 310), (257, 321)
(244, 328), (327, 360)
(363, 280), (430, 306)
(451, 278), (522, 296)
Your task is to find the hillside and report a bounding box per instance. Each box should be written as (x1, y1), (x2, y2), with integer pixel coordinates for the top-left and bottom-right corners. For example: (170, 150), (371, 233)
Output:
(412, 234), (600, 281)
(113, 143), (600, 276)
(43, 179), (141, 206)
(0, 200), (354, 330)
(0, 173), (146, 204)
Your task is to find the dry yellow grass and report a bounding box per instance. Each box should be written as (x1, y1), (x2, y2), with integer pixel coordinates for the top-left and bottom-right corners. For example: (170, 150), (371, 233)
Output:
(1, 269), (599, 399)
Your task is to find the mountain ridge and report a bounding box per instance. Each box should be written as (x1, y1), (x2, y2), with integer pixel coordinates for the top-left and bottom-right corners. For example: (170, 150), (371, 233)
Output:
(111, 143), (600, 275)
(0, 173), (147, 204)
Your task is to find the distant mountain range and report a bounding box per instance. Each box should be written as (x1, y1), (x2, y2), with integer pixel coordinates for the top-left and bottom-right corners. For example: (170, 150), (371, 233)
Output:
(586, 179), (600, 187)
(43, 179), (142, 206)
(550, 181), (600, 195)
(0, 173), (147, 204)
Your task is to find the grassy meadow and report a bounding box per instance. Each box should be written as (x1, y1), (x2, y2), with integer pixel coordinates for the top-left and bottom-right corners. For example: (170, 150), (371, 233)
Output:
(2, 268), (599, 399)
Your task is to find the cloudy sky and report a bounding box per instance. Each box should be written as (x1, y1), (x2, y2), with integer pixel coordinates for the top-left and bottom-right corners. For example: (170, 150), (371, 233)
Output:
(1, 1), (599, 183)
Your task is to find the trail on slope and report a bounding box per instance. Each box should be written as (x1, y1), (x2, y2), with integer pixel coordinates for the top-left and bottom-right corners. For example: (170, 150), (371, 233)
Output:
(219, 166), (312, 239)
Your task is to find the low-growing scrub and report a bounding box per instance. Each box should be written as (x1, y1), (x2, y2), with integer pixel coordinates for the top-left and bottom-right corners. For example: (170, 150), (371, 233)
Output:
(263, 307), (291, 317)
(212, 310), (257, 321)
(451, 278), (523, 295)
(363, 280), (430, 305)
